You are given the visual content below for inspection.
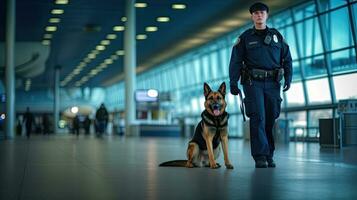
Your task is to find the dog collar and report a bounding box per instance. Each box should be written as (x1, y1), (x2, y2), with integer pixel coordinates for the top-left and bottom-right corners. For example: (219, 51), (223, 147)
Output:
(201, 110), (229, 128)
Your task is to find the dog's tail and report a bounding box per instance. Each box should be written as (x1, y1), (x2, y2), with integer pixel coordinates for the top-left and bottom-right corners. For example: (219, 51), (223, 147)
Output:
(159, 160), (187, 167)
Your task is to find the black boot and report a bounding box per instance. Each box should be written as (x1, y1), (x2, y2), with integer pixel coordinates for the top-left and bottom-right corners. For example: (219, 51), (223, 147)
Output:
(255, 156), (267, 168)
(267, 157), (276, 168)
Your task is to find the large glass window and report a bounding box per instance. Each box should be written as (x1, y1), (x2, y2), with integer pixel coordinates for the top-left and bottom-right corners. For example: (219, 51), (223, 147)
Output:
(293, 2), (316, 22)
(292, 61), (302, 81)
(210, 51), (219, 80)
(333, 73), (357, 100)
(202, 55), (209, 81)
(303, 55), (327, 78)
(193, 58), (201, 84)
(219, 47), (229, 78)
(324, 8), (354, 50)
(331, 48), (357, 73)
(287, 111), (307, 138)
(306, 78), (331, 104)
(286, 82), (305, 106)
(320, 0), (348, 12)
(296, 18), (323, 57)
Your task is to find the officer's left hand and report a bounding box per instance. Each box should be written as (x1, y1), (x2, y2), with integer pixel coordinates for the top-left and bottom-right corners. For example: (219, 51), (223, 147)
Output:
(283, 82), (290, 92)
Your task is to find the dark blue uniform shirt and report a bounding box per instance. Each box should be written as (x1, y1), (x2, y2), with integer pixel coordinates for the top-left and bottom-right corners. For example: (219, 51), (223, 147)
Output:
(229, 26), (293, 85)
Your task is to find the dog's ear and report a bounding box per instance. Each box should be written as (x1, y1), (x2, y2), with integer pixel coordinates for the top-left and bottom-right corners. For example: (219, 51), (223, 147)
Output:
(218, 82), (226, 96)
(204, 82), (212, 97)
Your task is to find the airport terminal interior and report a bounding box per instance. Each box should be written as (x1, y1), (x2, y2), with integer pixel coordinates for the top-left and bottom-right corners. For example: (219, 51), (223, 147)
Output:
(1, 0), (357, 199)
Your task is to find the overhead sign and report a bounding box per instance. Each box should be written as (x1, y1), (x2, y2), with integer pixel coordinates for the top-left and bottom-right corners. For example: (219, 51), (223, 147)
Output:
(135, 89), (158, 102)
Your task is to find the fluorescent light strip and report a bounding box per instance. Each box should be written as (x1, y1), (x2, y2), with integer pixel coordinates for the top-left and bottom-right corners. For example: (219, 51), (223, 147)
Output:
(44, 34), (52, 39)
(135, 3), (147, 8)
(42, 40), (51, 45)
(136, 34), (147, 40)
(146, 26), (158, 32)
(107, 34), (117, 40)
(157, 17), (170, 22)
(55, 0), (69, 4)
(101, 40), (110, 45)
(51, 9), (64, 14)
(116, 50), (125, 55)
(49, 18), (61, 23)
(172, 4), (186, 9)
(46, 26), (57, 32)
(113, 26), (125, 31)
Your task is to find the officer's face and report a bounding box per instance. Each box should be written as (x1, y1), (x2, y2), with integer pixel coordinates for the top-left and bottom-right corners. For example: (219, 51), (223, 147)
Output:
(251, 10), (268, 25)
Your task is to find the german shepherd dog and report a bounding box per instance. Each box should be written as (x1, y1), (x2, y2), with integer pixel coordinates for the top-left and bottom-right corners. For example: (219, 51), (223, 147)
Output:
(159, 82), (234, 169)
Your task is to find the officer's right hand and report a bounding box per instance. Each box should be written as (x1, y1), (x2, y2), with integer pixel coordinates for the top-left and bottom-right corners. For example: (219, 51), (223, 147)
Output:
(230, 84), (241, 96)
(283, 81), (291, 92)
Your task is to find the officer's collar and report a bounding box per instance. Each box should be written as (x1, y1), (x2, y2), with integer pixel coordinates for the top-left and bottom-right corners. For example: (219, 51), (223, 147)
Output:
(251, 26), (271, 35)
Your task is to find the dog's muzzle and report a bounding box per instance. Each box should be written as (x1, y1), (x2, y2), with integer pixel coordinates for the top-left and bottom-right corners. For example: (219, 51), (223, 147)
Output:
(211, 103), (222, 116)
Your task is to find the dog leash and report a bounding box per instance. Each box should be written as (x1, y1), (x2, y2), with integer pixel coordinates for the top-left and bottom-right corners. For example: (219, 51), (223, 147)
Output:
(238, 91), (246, 122)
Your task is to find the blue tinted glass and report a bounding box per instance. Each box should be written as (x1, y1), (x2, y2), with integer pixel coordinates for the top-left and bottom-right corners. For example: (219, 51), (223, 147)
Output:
(320, 0), (348, 12)
(210, 51), (218, 80)
(272, 11), (293, 28)
(324, 8), (353, 50)
(296, 18), (324, 57)
(293, 2), (316, 21)
(292, 61), (302, 81)
(331, 48), (357, 73)
(304, 55), (327, 78)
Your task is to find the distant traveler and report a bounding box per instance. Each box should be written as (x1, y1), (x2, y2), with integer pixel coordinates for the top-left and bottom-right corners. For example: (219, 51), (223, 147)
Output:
(23, 107), (35, 138)
(95, 103), (108, 135)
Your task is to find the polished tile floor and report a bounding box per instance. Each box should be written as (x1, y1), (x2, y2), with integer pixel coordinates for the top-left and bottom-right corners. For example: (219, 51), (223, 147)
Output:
(1, 134), (357, 200)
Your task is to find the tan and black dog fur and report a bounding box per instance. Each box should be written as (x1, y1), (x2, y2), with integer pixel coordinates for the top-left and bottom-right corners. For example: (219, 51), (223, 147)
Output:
(159, 82), (233, 169)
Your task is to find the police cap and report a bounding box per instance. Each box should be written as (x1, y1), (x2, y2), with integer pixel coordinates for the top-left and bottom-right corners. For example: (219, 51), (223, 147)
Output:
(249, 2), (269, 14)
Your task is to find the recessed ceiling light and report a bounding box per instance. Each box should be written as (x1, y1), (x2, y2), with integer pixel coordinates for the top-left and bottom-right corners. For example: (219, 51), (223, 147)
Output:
(135, 3), (147, 8)
(111, 55), (119, 60)
(42, 40), (51, 45)
(172, 4), (186, 9)
(145, 26), (158, 32)
(55, 0), (69, 5)
(46, 26), (57, 32)
(105, 59), (113, 64)
(44, 34), (52, 39)
(157, 17), (170, 22)
(107, 34), (117, 40)
(121, 17), (127, 22)
(116, 50), (125, 56)
(96, 45), (106, 51)
(91, 50), (99, 55)
(136, 34), (147, 40)
(49, 18), (61, 23)
(88, 53), (96, 59)
(113, 26), (125, 31)
(84, 57), (91, 63)
(100, 63), (107, 68)
(101, 40), (110, 45)
(51, 9), (64, 14)
(90, 70), (98, 75)
(79, 62), (86, 67)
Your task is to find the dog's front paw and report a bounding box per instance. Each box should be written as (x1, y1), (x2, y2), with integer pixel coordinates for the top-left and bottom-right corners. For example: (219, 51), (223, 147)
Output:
(186, 162), (194, 168)
(225, 163), (234, 169)
(210, 163), (221, 169)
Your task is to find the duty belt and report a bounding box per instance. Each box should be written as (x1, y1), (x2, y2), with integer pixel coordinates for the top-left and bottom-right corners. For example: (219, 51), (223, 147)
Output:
(249, 68), (277, 79)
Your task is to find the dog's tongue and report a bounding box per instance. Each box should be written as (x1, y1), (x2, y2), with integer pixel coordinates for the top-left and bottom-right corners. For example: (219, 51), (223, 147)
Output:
(213, 109), (221, 116)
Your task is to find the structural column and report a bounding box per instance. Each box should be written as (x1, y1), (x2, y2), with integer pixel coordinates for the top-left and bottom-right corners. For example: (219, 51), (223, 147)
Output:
(5, 0), (16, 139)
(124, 0), (136, 135)
(54, 66), (60, 134)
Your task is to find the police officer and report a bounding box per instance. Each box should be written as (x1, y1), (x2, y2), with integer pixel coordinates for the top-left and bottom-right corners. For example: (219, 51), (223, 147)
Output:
(229, 2), (292, 168)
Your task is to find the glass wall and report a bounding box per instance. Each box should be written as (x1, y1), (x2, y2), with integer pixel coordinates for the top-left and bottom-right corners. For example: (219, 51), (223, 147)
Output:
(105, 0), (357, 139)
